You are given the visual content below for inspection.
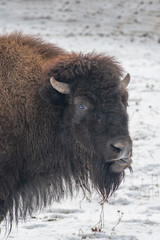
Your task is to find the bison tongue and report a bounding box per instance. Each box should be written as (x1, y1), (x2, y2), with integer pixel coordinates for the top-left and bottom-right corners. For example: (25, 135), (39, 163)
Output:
(110, 158), (132, 173)
(115, 158), (132, 166)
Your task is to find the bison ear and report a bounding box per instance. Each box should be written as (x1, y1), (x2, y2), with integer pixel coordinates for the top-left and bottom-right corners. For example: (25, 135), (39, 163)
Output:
(39, 85), (66, 105)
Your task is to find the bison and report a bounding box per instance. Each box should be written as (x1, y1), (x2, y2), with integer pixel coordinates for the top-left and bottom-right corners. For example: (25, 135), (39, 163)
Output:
(0, 33), (132, 229)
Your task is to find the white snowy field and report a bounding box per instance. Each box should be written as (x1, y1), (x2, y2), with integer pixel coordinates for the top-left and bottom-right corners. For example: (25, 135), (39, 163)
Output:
(0, 0), (160, 239)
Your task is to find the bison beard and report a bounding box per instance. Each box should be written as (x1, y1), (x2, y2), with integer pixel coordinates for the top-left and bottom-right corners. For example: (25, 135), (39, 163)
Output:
(72, 143), (125, 198)
(91, 161), (125, 197)
(0, 33), (132, 232)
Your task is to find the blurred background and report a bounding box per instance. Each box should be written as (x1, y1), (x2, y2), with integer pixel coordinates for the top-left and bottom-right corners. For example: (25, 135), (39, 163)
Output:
(0, 0), (160, 49)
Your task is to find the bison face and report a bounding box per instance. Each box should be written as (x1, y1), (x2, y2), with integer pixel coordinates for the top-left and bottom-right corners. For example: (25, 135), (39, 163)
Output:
(46, 74), (132, 174)
(71, 92), (132, 174)
(41, 53), (133, 198)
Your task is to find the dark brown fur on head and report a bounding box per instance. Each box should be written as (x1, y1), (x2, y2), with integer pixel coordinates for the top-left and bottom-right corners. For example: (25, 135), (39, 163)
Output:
(0, 33), (132, 232)
(42, 52), (129, 193)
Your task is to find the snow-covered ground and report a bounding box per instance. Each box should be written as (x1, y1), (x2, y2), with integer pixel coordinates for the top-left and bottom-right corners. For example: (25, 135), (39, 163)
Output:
(0, 0), (160, 239)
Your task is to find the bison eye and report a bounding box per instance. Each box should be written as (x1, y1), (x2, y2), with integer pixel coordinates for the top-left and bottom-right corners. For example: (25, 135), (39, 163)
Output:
(76, 102), (88, 111)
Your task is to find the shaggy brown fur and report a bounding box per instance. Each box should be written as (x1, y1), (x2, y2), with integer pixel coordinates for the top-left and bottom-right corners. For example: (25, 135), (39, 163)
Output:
(0, 33), (132, 231)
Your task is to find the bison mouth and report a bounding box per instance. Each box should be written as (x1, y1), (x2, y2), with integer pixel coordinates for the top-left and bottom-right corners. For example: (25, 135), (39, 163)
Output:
(109, 158), (132, 173)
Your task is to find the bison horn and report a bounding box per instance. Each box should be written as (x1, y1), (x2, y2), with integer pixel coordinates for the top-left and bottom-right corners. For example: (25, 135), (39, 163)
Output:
(50, 77), (70, 94)
(121, 73), (130, 88)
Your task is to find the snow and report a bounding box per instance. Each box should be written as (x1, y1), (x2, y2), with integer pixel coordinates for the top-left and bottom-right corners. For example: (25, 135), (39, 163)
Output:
(0, 0), (160, 239)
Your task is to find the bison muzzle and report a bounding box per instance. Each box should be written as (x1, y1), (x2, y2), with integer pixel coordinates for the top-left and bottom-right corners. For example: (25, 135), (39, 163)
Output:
(0, 33), (132, 229)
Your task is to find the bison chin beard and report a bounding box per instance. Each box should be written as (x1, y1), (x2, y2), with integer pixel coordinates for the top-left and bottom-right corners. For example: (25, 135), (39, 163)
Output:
(72, 143), (125, 199)
(88, 158), (125, 199)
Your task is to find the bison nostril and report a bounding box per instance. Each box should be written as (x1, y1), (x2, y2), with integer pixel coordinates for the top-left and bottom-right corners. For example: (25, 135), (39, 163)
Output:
(111, 144), (123, 154)
(110, 141), (132, 159)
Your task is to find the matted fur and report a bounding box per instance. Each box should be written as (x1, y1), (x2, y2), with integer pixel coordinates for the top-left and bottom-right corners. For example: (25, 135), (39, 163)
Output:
(0, 33), (131, 231)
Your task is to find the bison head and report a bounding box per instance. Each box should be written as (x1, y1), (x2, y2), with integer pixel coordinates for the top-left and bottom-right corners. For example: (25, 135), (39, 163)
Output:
(40, 53), (132, 198)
